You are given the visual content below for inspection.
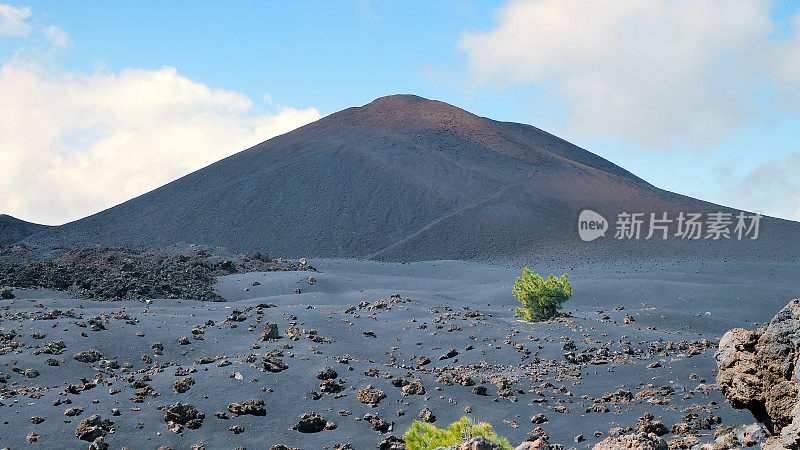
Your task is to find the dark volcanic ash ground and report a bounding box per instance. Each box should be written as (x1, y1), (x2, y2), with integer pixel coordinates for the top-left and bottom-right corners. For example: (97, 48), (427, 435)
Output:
(1, 259), (798, 448)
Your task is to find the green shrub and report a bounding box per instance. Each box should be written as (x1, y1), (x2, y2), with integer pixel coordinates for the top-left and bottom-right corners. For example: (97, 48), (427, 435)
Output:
(403, 416), (512, 450)
(513, 268), (572, 321)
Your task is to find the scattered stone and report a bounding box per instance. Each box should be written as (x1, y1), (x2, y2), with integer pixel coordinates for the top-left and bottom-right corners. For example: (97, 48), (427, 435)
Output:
(402, 379), (426, 396)
(174, 376), (195, 394)
(73, 349), (103, 363)
(228, 399), (266, 416)
(262, 353), (288, 372)
(418, 408), (435, 423)
(262, 323), (280, 341)
(531, 414), (548, 424)
(364, 413), (392, 433)
(378, 435), (405, 450)
(320, 379), (344, 394)
(195, 356), (215, 365)
(623, 314), (635, 324)
(292, 412), (335, 433)
(75, 415), (115, 442)
(164, 402), (205, 430)
(439, 348), (459, 360)
(635, 413), (668, 436)
(65, 407), (84, 417)
(43, 340), (67, 355)
(358, 386), (386, 406)
(316, 366), (338, 380)
(89, 436), (109, 450)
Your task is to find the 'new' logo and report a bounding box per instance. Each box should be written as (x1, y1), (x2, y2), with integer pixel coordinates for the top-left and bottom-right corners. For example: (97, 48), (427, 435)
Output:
(578, 210), (608, 241)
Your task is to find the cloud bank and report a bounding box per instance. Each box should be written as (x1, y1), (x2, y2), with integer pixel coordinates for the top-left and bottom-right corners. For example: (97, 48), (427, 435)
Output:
(0, 62), (321, 225)
(0, 4), (320, 225)
(459, 0), (800, 148)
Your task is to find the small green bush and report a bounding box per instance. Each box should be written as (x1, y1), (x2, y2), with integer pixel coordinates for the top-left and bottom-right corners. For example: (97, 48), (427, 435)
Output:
(513, 268), (572, 321)
(403, 416), (512, 450)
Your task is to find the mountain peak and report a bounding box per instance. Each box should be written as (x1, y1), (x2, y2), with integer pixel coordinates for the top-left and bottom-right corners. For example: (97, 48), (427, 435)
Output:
(322, 95), (640, 182)
(327, 94), (488, 139)
(360, 94), (474, 117)
(365, 93), (432, 105)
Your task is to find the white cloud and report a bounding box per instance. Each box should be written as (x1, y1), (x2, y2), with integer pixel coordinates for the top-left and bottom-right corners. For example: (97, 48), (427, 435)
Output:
(459, 0), (800, 148)
(726, 152), (800, 222)
(0, 61), (321, 225)
(0, 3), (31, 37)
(44, 24), (70, 48)
(772, 14), (800, 115)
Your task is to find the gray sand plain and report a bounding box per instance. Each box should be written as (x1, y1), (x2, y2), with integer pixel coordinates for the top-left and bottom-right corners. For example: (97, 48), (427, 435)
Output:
(1, 258), (798, 448)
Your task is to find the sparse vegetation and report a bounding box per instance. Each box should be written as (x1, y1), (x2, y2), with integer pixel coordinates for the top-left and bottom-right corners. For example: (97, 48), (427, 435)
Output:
(513, 268), (572, 321)
(403, 416), (512, 450)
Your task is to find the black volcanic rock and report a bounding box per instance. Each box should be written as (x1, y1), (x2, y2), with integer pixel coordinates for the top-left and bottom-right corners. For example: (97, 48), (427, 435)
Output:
(22, 95), (799, 263)
(0, 246), (314, 301)
(0, 215), (49, 245)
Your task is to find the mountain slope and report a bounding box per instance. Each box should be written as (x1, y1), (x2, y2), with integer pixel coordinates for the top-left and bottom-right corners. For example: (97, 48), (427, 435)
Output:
(0, 215), (50, 245)
(25, 95), (799, 264)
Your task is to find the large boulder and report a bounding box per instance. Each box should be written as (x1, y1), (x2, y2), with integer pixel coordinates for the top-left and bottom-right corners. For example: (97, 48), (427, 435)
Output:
(715, 298), (800, 448)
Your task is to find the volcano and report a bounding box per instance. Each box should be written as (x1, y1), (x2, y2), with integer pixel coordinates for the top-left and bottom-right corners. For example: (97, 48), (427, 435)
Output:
(23, 95), (799, 263)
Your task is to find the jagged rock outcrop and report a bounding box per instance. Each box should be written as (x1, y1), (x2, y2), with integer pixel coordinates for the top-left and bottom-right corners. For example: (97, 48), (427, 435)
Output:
(592, 432), (668, 450)
(716, 298), (800, 448)
(0, 246), (314, 302)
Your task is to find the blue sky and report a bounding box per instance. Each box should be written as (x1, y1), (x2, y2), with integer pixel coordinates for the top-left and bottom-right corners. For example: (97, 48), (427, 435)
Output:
(1, 1), (800, 224)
